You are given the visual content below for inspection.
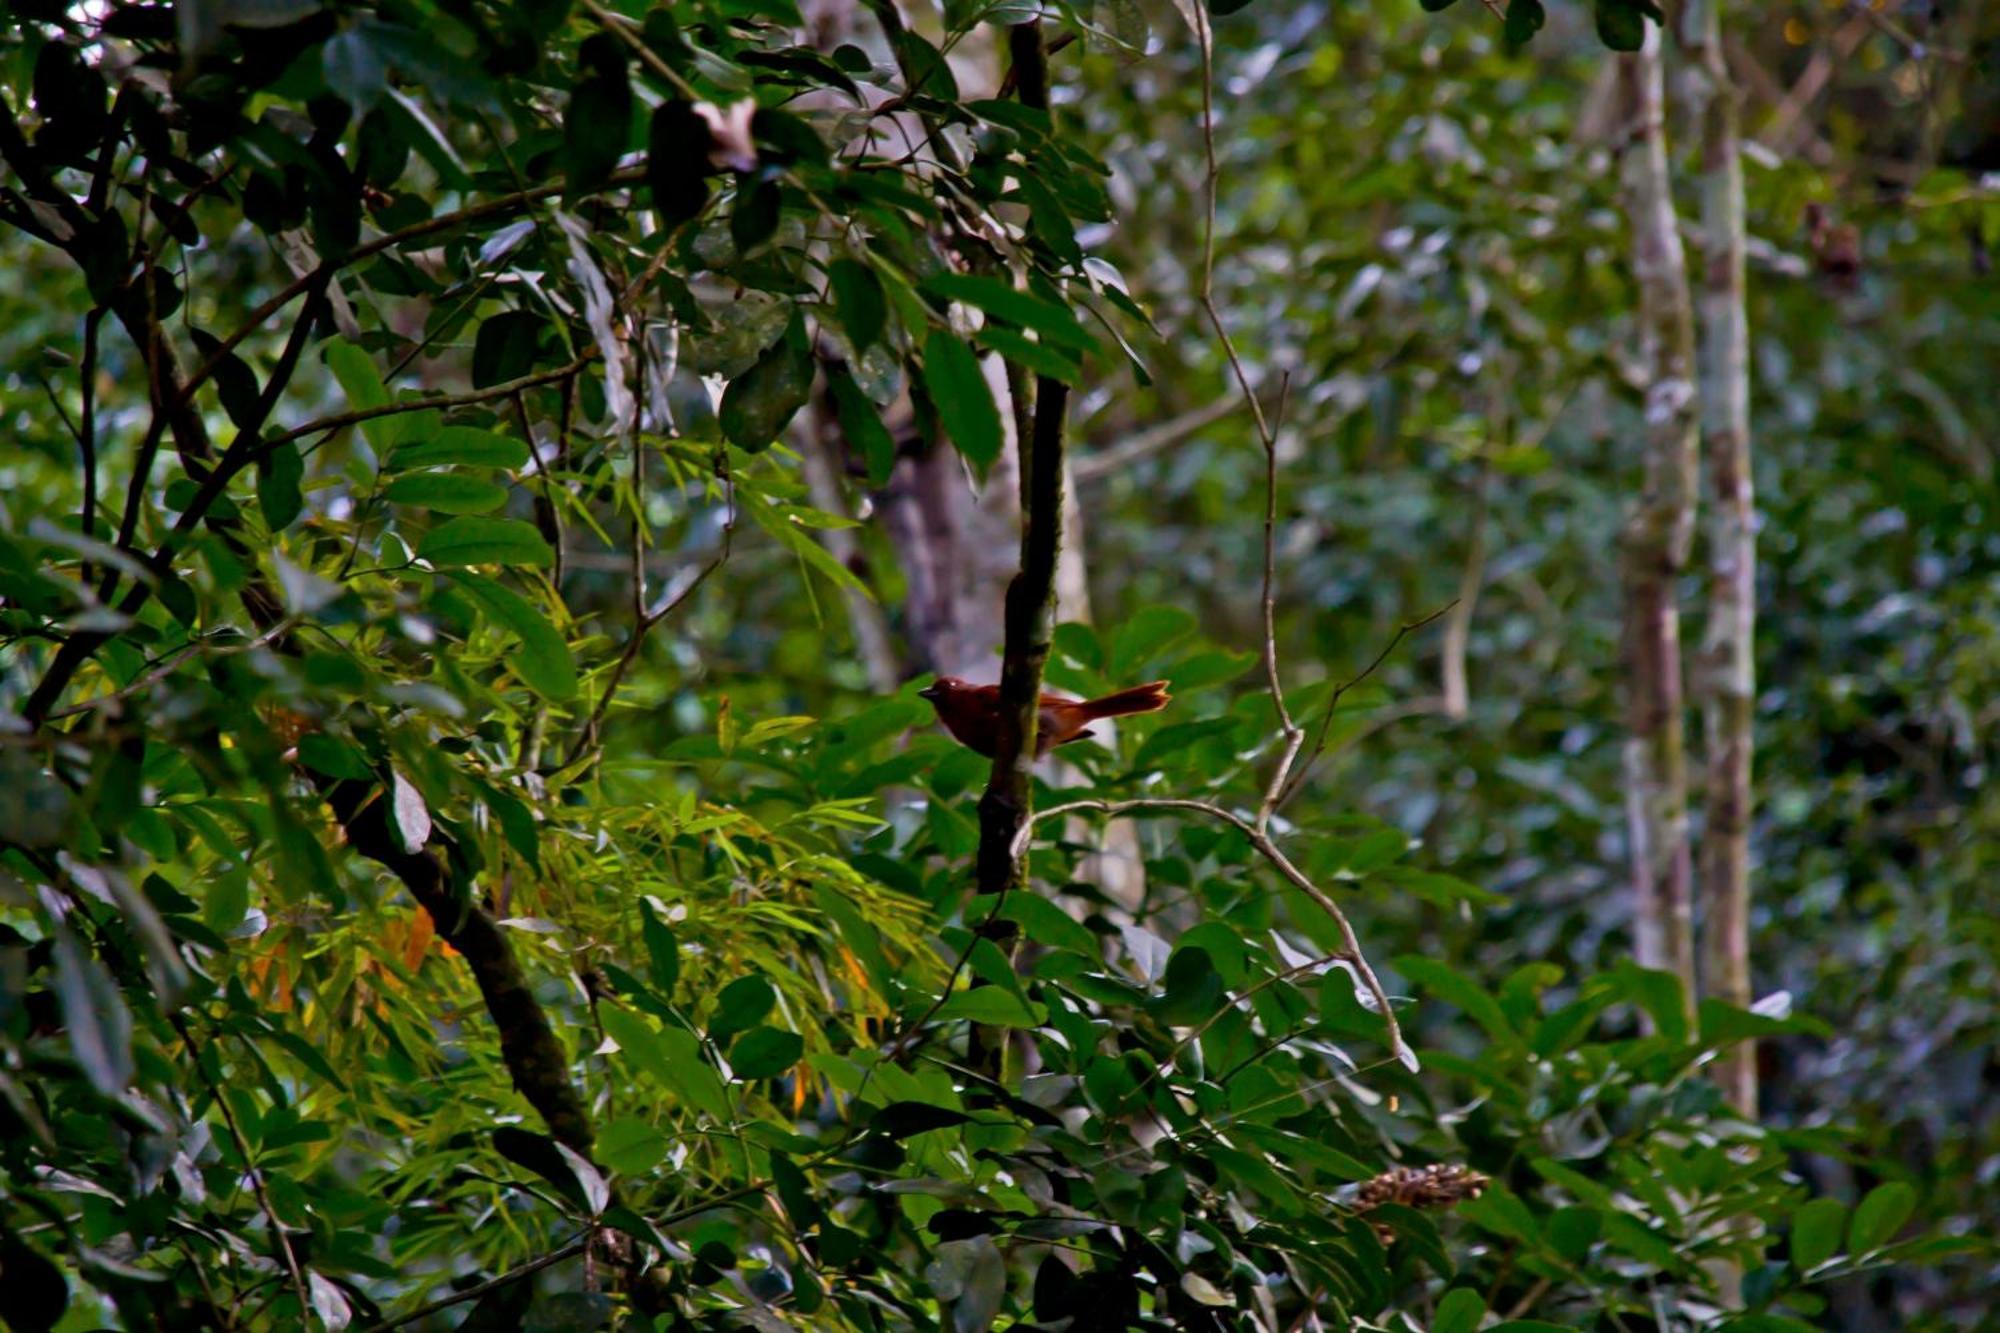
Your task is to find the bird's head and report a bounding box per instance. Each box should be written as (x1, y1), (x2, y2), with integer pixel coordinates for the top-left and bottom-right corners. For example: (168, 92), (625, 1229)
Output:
(917, 676), (961, 704)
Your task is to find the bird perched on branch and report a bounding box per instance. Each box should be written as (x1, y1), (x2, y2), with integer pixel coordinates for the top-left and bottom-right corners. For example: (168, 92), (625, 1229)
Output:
(918, 677), (1171, 759)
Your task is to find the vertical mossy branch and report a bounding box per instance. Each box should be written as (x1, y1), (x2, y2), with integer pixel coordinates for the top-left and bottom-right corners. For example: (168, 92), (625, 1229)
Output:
(974, 20), (1069, 899)
(1681, 0), (1758, 1115)
(1615, 22), (1699, 1004)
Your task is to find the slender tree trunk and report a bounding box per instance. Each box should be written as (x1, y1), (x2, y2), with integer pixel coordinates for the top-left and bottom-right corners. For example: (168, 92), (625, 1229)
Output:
(1680, 0), (1757, 1116)
(1615, 24), (1699, 1003)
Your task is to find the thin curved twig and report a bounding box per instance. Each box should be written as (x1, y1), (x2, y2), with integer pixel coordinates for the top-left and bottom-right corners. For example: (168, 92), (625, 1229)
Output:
(1010, 798), (1410, 1067)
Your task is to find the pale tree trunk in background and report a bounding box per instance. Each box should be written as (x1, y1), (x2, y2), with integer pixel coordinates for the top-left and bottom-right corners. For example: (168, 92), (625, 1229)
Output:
(1681, 0), (1758, 1117)
(798, 404), (902, 695)
(1615, 25), (1700, 1004)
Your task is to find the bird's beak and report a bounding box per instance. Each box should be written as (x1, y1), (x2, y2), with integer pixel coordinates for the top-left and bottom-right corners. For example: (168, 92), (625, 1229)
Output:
(917, 682), (940, 701)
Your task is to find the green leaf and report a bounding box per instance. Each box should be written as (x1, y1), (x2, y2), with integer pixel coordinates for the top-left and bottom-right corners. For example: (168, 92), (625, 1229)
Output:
(730, 1025), (804, 1079)
(996, 893), (1099, 957)
(1504, 0), (1546, 43)
(975, 326), (1082, 385)
(921, 272), (1098, 354)
(416, 517), (554, 568)
(384, 472), (509, 514)
(472, 311), (547, 389)
(710, 975), (777, 1041)
(597, 1116), (669, 1175)
(600, 1006), (730, 1120)
(1154, 947), (1225, 1025)
(639, 900), (679, 998)
(1790, 1196), (1847, 1269)
(390, 427), (530, 470)
(1111, 605), (1196, 675)
(829, 258), (886, 351)
(1848, 1182), (1916, 1253)
(1607, 962), (1691, 1045)
(921, 332), (1002, 471)
(452, 574), (578, 701)
(731, 178), (782, 254)
(190, 328), (264, 432)
(872, 1102), (972, 1137)
(327, 340), (399, 450)
(323, 27), (387, 114)
(257, 440), (304, 531)
(935, 986), (1042, 1028)
(829, 365), (897, 486)
(52, 927), (133, 1097)
(648, 99), (711, 226)
(1600, 1211), (1682, 1271)
(564, 33), (631, 197)
(1397, 956), (1517, 1046)
(719, 318), (812, 450)
(1593, 0), (1649, 51)
(297, 734), (373, 780)
(1547, 1206), (1602, 1263)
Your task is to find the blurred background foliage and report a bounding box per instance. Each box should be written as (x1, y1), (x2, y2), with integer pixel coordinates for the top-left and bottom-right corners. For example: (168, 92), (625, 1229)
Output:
(0, 0), (1995, 1329)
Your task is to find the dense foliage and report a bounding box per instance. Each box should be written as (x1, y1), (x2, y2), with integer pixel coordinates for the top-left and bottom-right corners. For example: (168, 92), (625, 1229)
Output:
(1, 1), (1993, 1330)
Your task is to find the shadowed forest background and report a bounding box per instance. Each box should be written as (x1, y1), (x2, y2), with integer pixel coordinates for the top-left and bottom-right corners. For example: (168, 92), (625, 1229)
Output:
(1, 0), (1996, 1329)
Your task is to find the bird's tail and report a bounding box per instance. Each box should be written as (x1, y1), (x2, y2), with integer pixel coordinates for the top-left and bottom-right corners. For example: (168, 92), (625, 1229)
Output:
(1079, 680), (1172, 720)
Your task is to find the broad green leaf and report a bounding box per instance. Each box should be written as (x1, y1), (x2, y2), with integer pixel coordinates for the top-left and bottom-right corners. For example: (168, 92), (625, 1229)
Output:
(1791, 1196), (1847, 1269)
(297, 734), (373, 781)
(257, 440), (304, 530)
(1848, 1182), (1916, 1253)
(730, 1025), (804, 1079)
(390, 427), (530, 470)
(1593, 0), (1651, 51)
(472, 311), (546, 389)
(719, 318), (812, 450)
(1606, 962), (1691, 1045)
(597, 1117), (669, 1175)
(921, 272), (1098, 354)
(934, 986), (1043, 1028)
(996, 893), (1099, 957)
(452, 574), (579, 701)
(1397, 956), (1517, 1046)
(416, 517), (554, 568)
(1154, 947), (1224, 1025)
(709, 975), (777, 1040)
(921, 332), (1002, 471)
(326, 341), (397, 451)
(829, 258), (886, 350)
(1504, 0), (1546, 43)
(384, 472), (509, 514)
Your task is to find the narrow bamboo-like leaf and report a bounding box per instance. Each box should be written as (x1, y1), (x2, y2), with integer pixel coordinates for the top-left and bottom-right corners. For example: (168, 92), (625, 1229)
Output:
(452, 574), (579, 701)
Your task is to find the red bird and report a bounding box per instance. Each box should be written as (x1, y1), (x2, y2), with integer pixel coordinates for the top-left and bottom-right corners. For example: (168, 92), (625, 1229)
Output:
(918, 676), (1172, 758)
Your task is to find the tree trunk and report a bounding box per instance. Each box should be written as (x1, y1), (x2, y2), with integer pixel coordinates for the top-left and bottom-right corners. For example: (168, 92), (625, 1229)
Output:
(1681, 0), (1757, 1116)
(1615, 23), (1699, 1004)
